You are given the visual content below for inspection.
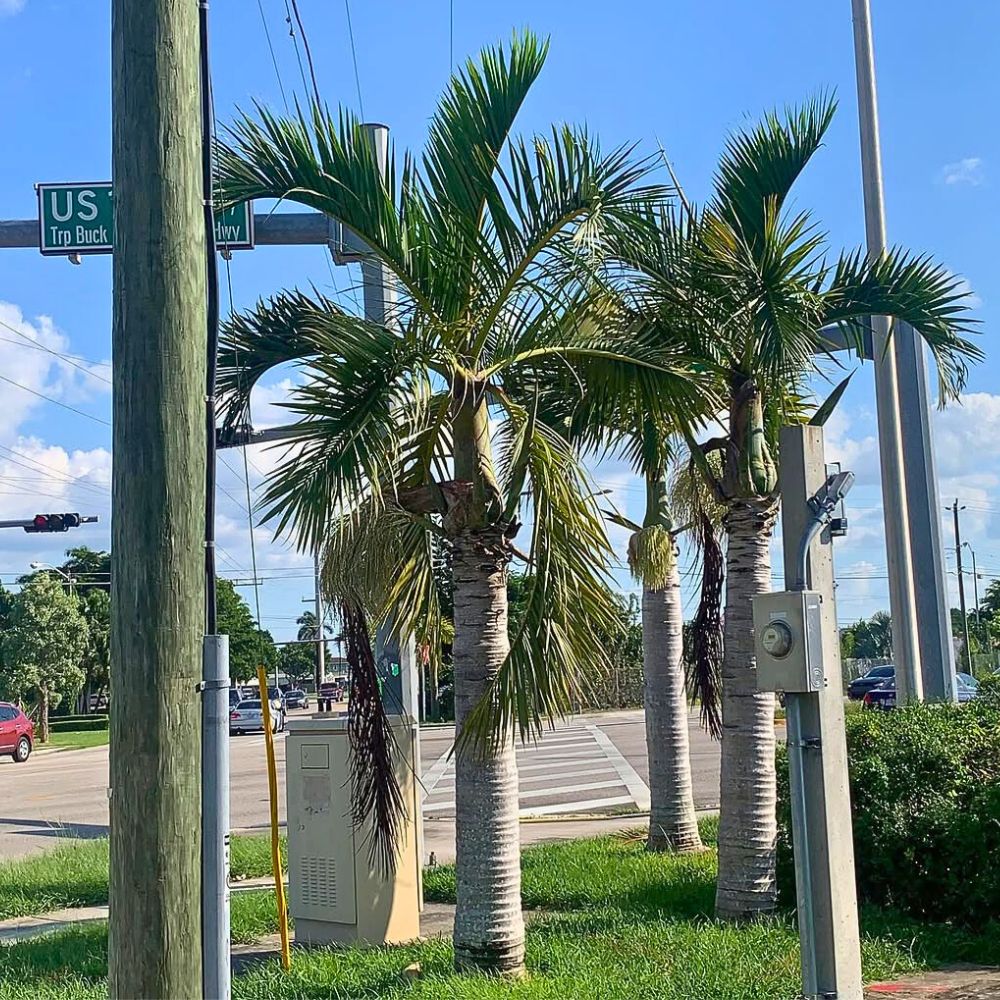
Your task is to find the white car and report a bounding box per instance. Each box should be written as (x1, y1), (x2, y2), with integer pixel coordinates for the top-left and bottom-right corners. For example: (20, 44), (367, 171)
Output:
(229, 699), (282, 735)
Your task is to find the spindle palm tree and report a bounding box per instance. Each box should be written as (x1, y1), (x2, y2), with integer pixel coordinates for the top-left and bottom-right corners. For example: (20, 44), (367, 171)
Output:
(216, 32), (708, 974)
(618, 96), (980, 920)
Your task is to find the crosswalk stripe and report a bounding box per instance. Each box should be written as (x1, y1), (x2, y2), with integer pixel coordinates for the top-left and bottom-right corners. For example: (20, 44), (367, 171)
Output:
(587, 724), (650, 811)
(521, 795), (635, 817)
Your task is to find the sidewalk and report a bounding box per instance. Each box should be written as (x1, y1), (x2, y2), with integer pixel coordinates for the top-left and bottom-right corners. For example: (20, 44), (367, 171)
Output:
(866, 967), (1000, 999)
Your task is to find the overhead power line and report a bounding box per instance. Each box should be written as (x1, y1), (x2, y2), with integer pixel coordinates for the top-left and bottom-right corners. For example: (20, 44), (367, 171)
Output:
(0, 371), (110, 426)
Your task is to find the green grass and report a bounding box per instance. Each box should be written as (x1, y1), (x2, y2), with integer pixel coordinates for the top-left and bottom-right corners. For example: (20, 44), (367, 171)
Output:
(2, 818), (999, 999)
(42, 730), (109, 750)
(0, 835), (286, 921)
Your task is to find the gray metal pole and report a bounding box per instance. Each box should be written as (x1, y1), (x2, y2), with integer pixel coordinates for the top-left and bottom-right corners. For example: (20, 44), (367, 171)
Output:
(360, 122), (420, 724)
(850, 0), (923, 702)
(895, 326), (957, 701)
(202, 634), (231, 1000)
(952, 502), (972, 673)
(780, 425), (864, 1000)
(314, 549), (326, 693)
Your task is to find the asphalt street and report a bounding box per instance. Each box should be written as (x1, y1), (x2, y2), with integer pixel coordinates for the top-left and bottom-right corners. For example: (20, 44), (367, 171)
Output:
(0, 708), (721, 862)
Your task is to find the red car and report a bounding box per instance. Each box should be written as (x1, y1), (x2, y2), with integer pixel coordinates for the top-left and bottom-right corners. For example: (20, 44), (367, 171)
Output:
(0, 702), (33, 763)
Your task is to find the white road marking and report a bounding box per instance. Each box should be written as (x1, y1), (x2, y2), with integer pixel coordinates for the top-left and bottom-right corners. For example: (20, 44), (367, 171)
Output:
(518, 779), (624, 801)
(588, 724), (650, 811)
(433, 763), (617, 787)
(521, 795), (635, 817)
(420, 744), (455, 800)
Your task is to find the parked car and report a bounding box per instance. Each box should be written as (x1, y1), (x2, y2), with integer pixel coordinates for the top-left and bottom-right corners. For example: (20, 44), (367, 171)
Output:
(284, 688), (308, 709)
(229, 688), (242, 709)
(0, 702), (34, 763)
(863, 672), (980, 710)
(230, 699), (283, 735)
(847, 664), (895, 701)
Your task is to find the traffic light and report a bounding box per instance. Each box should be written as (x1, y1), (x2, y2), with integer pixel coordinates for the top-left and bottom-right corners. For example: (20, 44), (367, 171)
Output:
(23, 513), (82, 533)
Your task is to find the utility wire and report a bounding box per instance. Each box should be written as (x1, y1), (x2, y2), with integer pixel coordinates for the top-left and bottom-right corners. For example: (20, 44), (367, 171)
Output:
(343, 0), (365, 119)
(256, 0), (289, 111)
(0, 372), (110, 426)
(282, 0), (313, 99)
(0, 318), (112, 380)
(0, 444), (108, 498)
(289, 0), (321, 105)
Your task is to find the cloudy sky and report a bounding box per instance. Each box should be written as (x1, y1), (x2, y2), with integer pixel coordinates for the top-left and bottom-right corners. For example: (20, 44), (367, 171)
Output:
(0, 0), (997, 638)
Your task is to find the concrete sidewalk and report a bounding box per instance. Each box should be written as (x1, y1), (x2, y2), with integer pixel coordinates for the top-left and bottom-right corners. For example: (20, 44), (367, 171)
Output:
(866, 967), (1000, 998)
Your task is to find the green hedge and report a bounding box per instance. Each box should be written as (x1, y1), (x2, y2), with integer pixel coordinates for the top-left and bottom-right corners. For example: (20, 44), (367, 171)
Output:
(777, 697), (1000, 926)
(47, 717), (109, 733)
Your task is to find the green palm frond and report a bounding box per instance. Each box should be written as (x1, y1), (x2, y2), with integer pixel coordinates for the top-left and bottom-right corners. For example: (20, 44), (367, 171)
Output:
(712, 94), (836, 245)
(820, 248), (982, 400)
(463, 419), (621, 746)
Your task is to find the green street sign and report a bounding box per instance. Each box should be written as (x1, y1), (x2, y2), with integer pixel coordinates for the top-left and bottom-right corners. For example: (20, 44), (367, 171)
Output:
(36, 181), (254, 256)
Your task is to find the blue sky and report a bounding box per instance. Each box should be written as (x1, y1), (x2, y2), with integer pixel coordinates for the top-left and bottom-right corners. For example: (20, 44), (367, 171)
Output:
(0, 0), (997, 638)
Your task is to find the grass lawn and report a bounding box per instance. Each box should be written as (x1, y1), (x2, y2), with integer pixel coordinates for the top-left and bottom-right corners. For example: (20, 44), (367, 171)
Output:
(2, 818), (998, 999)
(41, 731), (109, 751)
(0, 835), (285, 921)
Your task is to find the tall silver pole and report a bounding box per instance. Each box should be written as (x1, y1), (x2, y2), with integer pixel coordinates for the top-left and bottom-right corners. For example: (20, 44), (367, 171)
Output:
(361, 122), (420, 723)
(850, 0), (923, 702)
(202, 634), (231, 1000)
(314, 550), (326, 693)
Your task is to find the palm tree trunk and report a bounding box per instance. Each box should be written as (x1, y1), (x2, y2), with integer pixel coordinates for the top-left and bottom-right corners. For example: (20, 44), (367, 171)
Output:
(451, 535), (524, 974)
(715, 499), (779, 919)
(449, 382), (524, 975)
(643, 565), (703, 852)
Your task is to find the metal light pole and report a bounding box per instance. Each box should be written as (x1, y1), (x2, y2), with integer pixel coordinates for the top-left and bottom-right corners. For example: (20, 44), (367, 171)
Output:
(29, 562), (75, 594)
(314, 549), (326, 694)
(951, 501), (972, 673)
(850, 0), (925, 702)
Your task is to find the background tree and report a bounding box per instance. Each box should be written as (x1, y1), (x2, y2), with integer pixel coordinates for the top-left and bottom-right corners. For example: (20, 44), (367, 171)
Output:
(60, 546), (111, 592)
(1, 574), (89, 741)
(621, 97), (979, 919)
(78, 588), (111, 713)
(279, 642), (317, 687)
(217, 578), (277, 682)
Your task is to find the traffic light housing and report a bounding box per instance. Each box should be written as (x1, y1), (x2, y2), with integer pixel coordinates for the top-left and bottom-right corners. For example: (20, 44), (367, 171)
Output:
(23, 513), (82, 533)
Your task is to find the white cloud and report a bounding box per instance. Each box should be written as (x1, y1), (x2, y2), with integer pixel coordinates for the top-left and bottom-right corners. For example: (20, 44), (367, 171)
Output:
(0, 302), (111, 443)
(0, 0), (25, 16)
(940, 157), (984, 186)
(951, 274), (982, 309)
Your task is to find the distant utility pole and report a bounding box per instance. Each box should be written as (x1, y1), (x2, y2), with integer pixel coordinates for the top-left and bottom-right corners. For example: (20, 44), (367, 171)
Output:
(108, 1), (206, 997)
(965, 543), (981, 646)
(950, 500), (972, 672)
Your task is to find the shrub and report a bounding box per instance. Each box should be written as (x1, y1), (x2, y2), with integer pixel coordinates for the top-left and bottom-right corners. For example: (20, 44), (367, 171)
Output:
(777, 699), (1000, 926)
(47, 717), (109, 733)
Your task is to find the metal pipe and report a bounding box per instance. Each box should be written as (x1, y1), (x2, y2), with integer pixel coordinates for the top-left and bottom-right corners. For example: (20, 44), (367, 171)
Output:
(201, 635), (231, 1000)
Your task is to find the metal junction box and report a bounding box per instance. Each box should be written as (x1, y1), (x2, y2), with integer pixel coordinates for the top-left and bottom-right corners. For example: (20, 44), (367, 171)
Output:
(752, 590), (827, 693)
(285, 715), (421, 946)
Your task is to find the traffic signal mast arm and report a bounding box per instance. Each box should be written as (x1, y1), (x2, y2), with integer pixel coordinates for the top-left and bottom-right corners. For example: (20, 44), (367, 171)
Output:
(0, 513), (99, 532)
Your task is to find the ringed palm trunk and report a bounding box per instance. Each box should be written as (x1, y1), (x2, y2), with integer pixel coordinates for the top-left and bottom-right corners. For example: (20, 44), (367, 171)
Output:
(450, 388), (525, 975)
(643, 562), (703, 852)
(715, 499), (779, 919)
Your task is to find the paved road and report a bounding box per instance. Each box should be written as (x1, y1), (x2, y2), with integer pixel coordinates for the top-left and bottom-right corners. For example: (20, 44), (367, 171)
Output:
(0, 709), (720, 862)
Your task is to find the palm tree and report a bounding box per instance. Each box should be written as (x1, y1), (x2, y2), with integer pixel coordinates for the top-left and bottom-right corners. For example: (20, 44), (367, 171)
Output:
(216, 33), (705, 973)
(619, 97), (979, 920)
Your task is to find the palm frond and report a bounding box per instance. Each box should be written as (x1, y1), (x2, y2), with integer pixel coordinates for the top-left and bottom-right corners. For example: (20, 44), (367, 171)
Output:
(820, 248), (982, 400)
(462, 419), (621, 746)
(712, 95), (837, 245)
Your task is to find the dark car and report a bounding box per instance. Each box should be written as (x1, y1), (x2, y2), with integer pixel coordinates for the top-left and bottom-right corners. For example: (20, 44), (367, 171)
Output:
(864, 671), (979, 710)
(847, 664), (895, 701)
(0, 702), (34, 763)
(284, 688), (308, 709)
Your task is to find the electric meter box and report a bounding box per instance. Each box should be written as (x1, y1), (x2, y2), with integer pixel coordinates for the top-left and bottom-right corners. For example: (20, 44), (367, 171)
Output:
(752, 590), (827, 693)
(285, 715), (422, 946)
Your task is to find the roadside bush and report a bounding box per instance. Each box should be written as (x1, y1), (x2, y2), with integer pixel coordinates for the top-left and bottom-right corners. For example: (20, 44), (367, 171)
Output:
(47, 716), (109, 733)
(777, 699), (1000, 926)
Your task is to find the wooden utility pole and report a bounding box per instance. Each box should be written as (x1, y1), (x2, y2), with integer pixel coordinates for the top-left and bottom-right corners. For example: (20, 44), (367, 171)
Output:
(109, 2), (206, 996)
